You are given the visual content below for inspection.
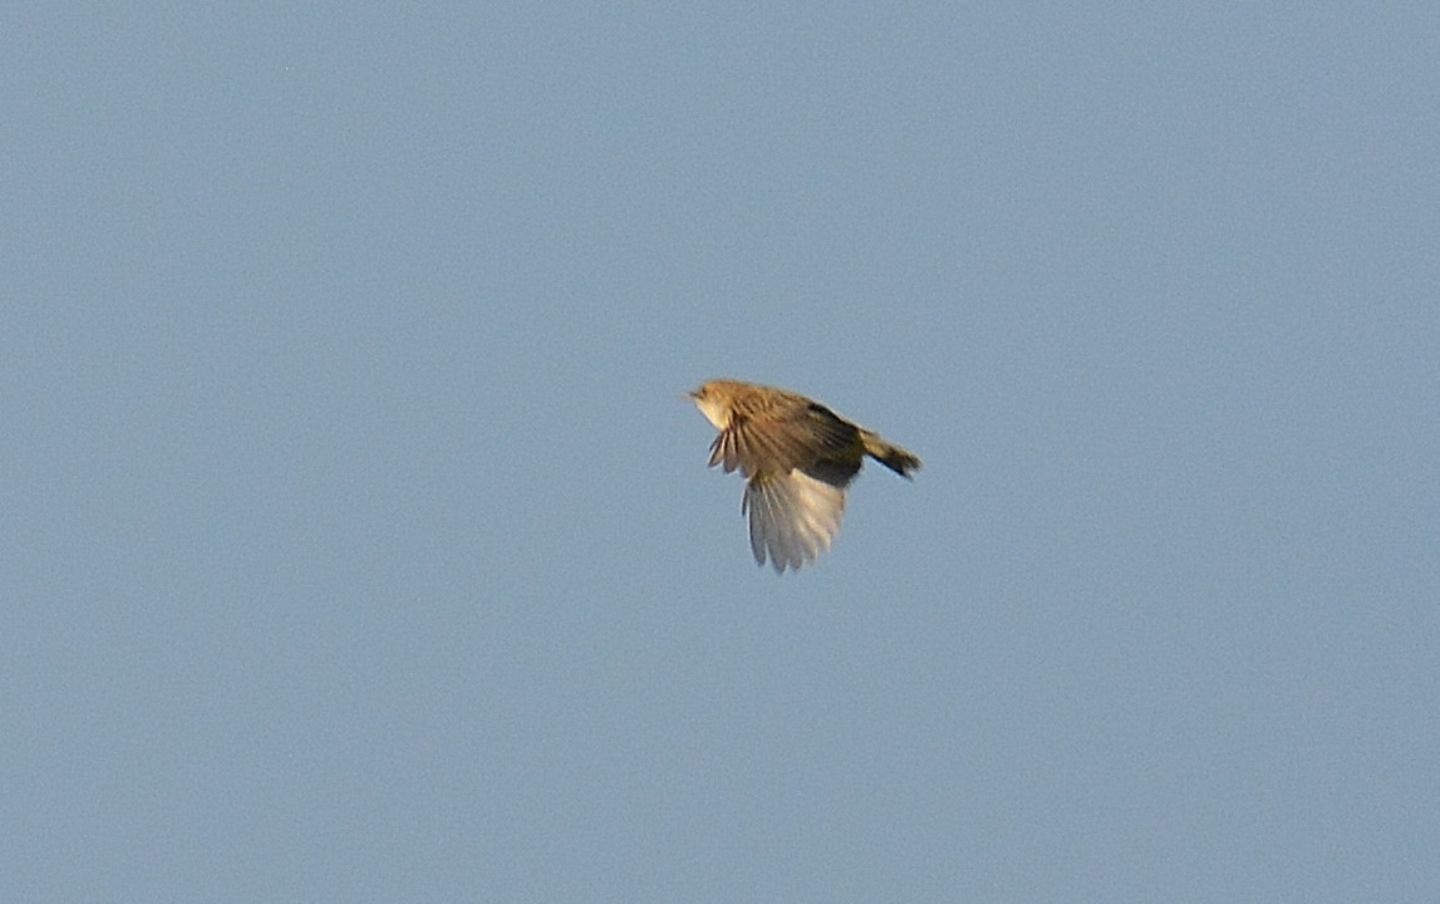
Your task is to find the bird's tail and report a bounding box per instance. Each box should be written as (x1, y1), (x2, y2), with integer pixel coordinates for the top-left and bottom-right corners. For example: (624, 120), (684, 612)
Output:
(860, 430), (922, 478)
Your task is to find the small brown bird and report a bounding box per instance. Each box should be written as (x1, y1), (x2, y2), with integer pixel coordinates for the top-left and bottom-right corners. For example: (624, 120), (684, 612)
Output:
(689, 379), (921, 573)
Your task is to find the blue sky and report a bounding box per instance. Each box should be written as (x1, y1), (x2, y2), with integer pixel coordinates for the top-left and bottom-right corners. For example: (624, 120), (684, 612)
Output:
(4, 4), (1438, 901)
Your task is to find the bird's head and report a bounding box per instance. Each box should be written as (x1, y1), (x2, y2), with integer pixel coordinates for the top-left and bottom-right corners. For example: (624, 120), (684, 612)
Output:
(687, 380), (732, 429)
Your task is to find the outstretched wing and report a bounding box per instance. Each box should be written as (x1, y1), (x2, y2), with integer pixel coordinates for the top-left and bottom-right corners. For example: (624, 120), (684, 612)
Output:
(708, 398), (863, 480)
(743, 469), (847, 573)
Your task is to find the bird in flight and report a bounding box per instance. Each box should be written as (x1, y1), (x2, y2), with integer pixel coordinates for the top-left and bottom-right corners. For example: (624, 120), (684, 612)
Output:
(688, 379), (920, 573)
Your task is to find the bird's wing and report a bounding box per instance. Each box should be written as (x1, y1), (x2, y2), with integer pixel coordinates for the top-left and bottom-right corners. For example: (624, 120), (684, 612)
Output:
(743, 469), (846, 573)
(708, 399), (861, 479)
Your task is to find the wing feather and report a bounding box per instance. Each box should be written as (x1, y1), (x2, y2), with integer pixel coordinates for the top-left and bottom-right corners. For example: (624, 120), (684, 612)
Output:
(743, 470), (847, 573)
(714, 402), (863, 479)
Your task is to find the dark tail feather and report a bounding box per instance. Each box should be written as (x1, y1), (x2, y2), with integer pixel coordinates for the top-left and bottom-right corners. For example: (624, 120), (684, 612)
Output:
(860, 430), (922, 478)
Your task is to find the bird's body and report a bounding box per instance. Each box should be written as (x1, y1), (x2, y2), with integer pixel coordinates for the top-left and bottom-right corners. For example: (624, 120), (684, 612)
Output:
(688, 379), (920, 572)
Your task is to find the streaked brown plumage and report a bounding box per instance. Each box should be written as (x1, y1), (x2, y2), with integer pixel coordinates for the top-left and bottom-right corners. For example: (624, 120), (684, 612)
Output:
(688, 379), (920, 573)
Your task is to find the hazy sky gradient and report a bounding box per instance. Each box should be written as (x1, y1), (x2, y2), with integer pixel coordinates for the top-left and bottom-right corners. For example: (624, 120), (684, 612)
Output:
(5, 4), (1438, 901)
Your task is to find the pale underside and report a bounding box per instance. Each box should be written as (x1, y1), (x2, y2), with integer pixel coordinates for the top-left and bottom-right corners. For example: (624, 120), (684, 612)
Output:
(742, 469), (849, 573)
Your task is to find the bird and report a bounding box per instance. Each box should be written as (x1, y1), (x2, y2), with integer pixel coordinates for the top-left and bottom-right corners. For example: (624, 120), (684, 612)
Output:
(688, 379), (920, 573)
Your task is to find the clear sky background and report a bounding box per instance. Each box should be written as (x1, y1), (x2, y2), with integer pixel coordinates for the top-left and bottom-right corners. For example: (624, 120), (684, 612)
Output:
(4, 5), (1438, 902)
